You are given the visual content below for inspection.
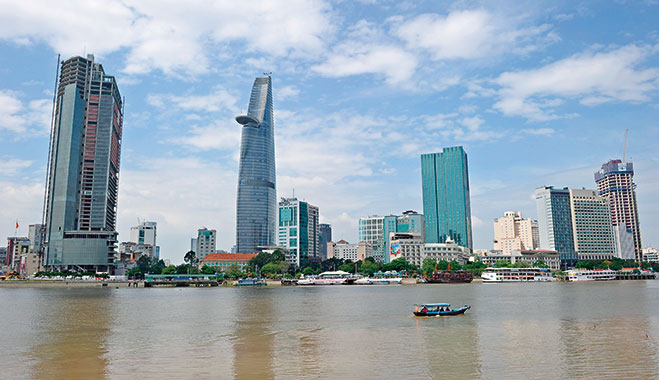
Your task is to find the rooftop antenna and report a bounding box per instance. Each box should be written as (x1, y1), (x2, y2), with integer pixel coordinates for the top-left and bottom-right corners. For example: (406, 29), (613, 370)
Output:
(263, 72), (272, 76)
(623, 128), (629, 162)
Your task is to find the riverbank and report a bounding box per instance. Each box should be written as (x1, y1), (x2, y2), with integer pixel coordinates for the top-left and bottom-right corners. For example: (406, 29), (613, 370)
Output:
(0, 280), (135, 288)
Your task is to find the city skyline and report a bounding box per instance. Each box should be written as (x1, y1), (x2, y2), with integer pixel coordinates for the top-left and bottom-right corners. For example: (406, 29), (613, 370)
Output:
(1, 1), (658, 264)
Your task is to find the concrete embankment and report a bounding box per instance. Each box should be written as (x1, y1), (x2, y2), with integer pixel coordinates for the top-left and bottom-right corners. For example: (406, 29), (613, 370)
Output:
(0, 280), (137, 288)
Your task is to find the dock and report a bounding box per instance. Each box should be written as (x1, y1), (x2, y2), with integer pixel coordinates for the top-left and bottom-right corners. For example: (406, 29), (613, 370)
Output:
(144, 274), (221, 287)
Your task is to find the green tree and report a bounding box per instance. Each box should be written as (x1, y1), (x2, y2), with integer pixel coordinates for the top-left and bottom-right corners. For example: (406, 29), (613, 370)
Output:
(302, 267), (315, 276)
(359, 260), (380, 277)
(437, 260), (449, 271)
(422, 258), (437, 276)
(184, 251), (197, 266)
(533, 259), (549, 268)
(494, 260), (512, 268)
(513, 261), (531, 268)
(261, 262), (281, 277)
(339, 262), (356, 273)
(278, 261), (290, 276)
(162, 265), (177, 274)
(127, 266), (143, 279)
(201, 265), (216, 275)
(226, 264), (244, 279)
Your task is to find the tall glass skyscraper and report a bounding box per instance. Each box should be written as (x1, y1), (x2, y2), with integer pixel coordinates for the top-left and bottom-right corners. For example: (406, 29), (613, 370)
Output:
(235, 76), (276, 253)
(44, 55), (123, 272)
(421, 147), (473, 249)
(535, 186), (577, 267)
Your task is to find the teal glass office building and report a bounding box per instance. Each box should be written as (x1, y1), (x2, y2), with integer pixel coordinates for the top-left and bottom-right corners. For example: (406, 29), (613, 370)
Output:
(421, 147), (473, 249)
(235, 76), (276, 253)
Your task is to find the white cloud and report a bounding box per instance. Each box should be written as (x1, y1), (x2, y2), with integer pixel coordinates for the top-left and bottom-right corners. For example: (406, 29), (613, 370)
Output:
(395, 9), (554, 60)
(312, 44), (417, 84)
(0, 180), (44, 241)
(0, 90), (51, 134)
(493, 44), (659, 121)
(0, 0), (334, 76)
(0, 158), (33, 176)
(277, 85), (300, 101)
(171, 118), (241, 151)
(521, 128), (555, 136)
(147, 87), (239, 113)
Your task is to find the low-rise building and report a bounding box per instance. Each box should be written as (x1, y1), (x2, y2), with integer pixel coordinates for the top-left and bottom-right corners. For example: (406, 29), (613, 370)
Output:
(6, 237), (30, 272)
(389, 233), (471, 268)
(327, 240), (374, 262)
(478, 249), (561, 271)
(200, 253), (257, 272)
(642, 247), (659, 263)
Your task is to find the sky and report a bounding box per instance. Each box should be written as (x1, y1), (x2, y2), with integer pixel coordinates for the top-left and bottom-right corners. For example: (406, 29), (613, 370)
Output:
(0, 0), (658, 264)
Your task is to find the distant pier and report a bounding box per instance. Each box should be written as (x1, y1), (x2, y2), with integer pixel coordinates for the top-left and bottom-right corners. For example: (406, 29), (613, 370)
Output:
(143, 274), (221, 287)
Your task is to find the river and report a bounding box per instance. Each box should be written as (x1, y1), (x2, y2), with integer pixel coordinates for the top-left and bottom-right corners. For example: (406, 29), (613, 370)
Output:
(1, 281), (658, 379)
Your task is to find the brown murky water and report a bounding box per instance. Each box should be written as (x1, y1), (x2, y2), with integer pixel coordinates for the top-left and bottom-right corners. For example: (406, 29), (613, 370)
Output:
(1, 281), (658, 379)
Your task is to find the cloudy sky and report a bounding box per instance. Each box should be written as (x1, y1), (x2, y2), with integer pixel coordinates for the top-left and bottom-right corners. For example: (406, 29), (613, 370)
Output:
(1, 0), (658, 263)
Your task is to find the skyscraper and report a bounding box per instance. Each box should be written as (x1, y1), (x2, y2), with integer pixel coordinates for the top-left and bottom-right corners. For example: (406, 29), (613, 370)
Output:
(277, 198), (319, 266)
(235, 76), (276, 253)
(421, 146), (473, 249)
(319, 223), (332, 261)
(44, 55), (123, 272)
(595, 160), (642, 261)
(568, 189), (616, 261)
(358, 215), (398, 263)
(535, 186), (577, 267)
(196, 228), (217, 260)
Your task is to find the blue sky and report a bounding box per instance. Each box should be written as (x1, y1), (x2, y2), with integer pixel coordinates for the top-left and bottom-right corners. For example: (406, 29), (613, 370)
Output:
(1, 0), (657, 264)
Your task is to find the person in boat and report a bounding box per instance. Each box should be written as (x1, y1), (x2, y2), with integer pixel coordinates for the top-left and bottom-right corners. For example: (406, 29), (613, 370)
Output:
(421, 306), (427, 313)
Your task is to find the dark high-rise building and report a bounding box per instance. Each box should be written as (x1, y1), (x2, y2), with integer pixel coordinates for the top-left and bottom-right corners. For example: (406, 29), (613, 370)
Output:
(421, 146), (473, 249)
(319, 223), (332, 260)
(235, 76), (276, 253)
(44, 55), (123, 272)
(595, 160), (642, 261)
(535, 186), (578, 267)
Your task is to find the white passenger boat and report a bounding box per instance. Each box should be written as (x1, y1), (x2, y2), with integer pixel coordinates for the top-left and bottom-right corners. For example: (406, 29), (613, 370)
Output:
(566, 269), (617, 281)
(298, 271), (351, 285)
(355, 277), (402, 285)
(481, 267), (554, 283)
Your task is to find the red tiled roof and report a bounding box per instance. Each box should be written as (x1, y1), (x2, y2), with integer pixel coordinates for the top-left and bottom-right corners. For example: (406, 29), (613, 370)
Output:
(201, 253), (258, 261)
(337, 239), (348, 244)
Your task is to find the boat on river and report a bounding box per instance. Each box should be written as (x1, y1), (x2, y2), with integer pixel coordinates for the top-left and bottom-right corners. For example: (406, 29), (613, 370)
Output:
(566, 269), (617, 281)
(426, 270), (473, 283)
(297, 271), (351, 285)
(355, 277), (402, 285)
(413, 303), (471, 317)
(481, 267), (553, 283)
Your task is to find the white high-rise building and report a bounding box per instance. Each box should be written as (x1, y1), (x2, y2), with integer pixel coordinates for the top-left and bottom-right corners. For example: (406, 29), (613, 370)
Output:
(327, 240), (374, 262)
(493, 211), (539, 255)
(129, 221), (159, 259)
(196, 228), (216, 260)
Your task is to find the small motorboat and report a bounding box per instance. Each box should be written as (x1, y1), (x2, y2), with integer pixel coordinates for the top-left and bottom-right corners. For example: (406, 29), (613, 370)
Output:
(413, 303), (471, 317)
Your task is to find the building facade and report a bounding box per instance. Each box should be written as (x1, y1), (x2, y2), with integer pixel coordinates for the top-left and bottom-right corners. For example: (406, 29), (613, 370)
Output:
(493, 211), (539, 255)
(200, 253), (257, 272)
(43, 55), (123, 272)
(478, 250), (561, 271)
(535, 186), (578, 267)
(595, 160), (642, 261)
(569, 189), (616, 261)
(319, 223), (332, 261)
(129, 221), (159, 259)
(6, 237), (30, 272)
(389, 233), (471, 268)
(421, 146), (473, 249)
(235, 76), (277, 254)
(642, 247), (659, 263)
(358, 215), (398, 263)
(326, 240), (374, 262)
(396, 210), (426, 242)
(277, 197), (319, 266)
(196, 228), (217, 260)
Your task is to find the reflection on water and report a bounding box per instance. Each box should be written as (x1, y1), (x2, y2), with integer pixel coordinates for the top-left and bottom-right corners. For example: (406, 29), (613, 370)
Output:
(30, 289), (113, 379)
(232, 290), (275, 380)
(0, 281), (658, 379)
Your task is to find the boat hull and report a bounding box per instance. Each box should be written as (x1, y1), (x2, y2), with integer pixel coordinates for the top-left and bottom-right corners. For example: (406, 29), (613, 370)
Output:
(413, 306), (471, 316)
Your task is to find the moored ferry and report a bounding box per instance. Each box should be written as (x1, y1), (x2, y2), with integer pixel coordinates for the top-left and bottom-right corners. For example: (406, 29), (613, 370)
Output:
(566, 269), (617, 282)
(481, 267), (553, 283)
(298, 271), (351, 285)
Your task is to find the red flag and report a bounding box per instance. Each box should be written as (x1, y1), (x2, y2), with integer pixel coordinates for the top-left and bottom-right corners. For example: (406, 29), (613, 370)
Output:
(15, 221), (19, 229)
